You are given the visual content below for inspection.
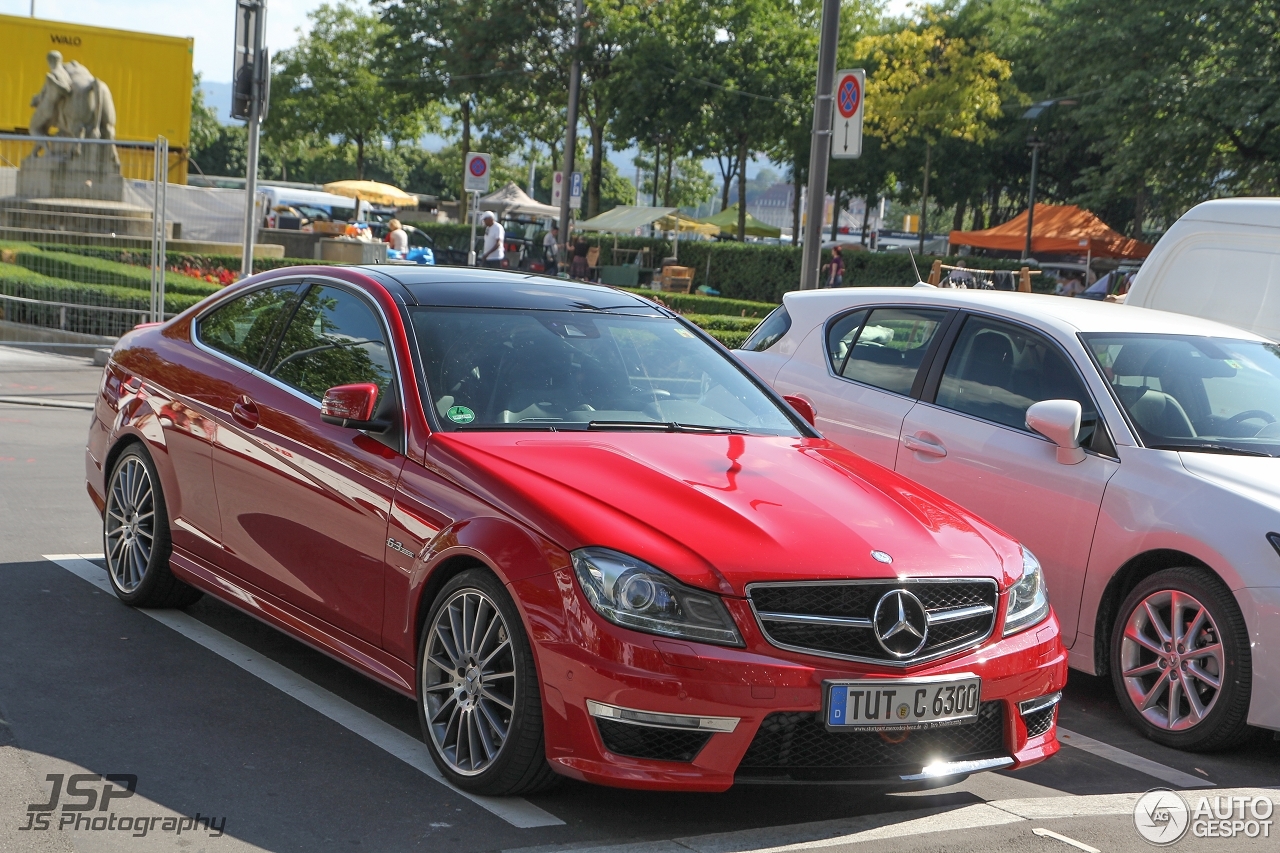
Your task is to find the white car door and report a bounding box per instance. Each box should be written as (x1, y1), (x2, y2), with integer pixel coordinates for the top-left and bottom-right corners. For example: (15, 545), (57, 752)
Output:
(894, 313), (1120, 647)
(774, 305), (952, 469)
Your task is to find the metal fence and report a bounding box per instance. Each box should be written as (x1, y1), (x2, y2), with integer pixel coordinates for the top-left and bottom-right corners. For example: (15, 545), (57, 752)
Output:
(0, 132), (245, 341)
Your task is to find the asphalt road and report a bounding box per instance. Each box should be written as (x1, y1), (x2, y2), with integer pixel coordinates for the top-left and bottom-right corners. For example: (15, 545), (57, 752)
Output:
(1, 345), (1277, 853)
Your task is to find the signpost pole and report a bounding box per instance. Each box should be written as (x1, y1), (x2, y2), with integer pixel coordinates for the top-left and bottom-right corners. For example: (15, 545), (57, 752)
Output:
(557, 0), (583, 269)
(468, 191), (479, 266)
(800, 0), (841, 290)
(236, 0), (268, 280)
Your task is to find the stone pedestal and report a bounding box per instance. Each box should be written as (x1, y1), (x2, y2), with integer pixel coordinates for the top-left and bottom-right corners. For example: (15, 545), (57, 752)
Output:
(16, 144), (124, 202)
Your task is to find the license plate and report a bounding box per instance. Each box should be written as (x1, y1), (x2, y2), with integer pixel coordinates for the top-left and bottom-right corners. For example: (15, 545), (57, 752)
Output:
(825, 675), (981, 731)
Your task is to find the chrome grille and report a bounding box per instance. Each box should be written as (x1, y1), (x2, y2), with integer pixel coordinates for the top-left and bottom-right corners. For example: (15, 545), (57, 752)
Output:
(748, 579), (999, 665)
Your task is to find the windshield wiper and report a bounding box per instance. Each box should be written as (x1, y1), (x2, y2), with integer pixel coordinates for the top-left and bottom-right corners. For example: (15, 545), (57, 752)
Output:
(1147, 442), (1275, 457)
(586, 420), (754, 435)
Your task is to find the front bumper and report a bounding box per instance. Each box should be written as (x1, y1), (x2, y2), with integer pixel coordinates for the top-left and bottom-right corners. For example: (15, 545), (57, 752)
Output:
(524, 571), (1067, 791)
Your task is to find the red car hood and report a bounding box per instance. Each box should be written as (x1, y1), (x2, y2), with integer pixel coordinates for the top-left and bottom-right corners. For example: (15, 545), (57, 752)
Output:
(426, 433), (1023, 596)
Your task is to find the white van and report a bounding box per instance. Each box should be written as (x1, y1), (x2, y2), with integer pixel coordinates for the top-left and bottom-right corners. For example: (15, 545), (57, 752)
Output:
(260, 187), (359, 226)
(1126, 197), (1280, 340)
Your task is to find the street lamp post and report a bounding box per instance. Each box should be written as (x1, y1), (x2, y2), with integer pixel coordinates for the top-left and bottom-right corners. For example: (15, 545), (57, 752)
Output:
(1023, 136), (1044, 261)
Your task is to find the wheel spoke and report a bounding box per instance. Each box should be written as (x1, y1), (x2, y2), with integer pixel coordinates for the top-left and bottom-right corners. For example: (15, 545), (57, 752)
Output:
(433, 624), (461, 668)
(1125, 624), (1164, 656)
(1179, 671), (1208, 723)
(1139, 673), (1168, 712)
(1143, 600), (1172, 644)
(1187, 660), (1221, 690)
(427, 653), (456, 673)
(472, 708), (496, 761)
(1166, 674), (1183, 726)
(478, 698), (510, 740)
(479, 686), (514, 710)
(481, 640), (511, 670)
(473, 605), (499, 658)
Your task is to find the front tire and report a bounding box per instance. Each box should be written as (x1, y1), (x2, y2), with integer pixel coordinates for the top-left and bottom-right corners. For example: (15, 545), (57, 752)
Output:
(417, 569), (559, 795)
(103, 444), (202, 608)
(1110, 567), (1251, 751)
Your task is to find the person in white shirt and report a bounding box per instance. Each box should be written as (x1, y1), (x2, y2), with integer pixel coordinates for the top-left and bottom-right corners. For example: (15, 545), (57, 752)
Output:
(542, 226), (559, 275)
(387, 219), (408, 253)
(481, 212), (505, 267)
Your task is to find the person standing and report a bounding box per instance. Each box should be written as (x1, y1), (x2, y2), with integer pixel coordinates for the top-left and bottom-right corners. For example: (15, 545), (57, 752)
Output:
(570, 235), (590, 280)
(480, 212), (505, 268)
(543, 226), (560, 276)
(826, 245), (844, 288)
(387, 218), (408, 253)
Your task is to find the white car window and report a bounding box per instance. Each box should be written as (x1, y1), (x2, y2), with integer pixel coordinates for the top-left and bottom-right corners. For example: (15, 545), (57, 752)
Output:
(833, 307), (946, 396)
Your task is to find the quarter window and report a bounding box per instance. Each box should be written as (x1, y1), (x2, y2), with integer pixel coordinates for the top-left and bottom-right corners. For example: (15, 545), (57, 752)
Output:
(740, 306), (791, 352)
(937, 316), (1105, 448)
(196, 284), (301, 368)
(267, 285), (393, 401)
(836, 307), (947, 396)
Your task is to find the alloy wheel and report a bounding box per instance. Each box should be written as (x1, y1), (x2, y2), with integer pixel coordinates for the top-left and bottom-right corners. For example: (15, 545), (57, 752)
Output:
(105, 456), (156, 594)
(422, 589), (517, 776)
(1120, 588), (1224, 731)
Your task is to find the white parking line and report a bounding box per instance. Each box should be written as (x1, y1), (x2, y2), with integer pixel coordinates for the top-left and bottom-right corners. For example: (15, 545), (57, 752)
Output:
(504, 789), (1279, 853)
(46, 554), (564, 830)
(1056, 727), (1212, 789)
(1032, 827), (1101, 853)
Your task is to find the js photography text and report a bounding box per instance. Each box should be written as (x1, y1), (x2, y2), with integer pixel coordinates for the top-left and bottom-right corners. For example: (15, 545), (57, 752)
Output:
(17, 773), (227, 838)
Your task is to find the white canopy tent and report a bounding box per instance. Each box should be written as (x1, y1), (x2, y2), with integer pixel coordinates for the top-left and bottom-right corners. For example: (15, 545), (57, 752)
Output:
(476, 182), (560, 220)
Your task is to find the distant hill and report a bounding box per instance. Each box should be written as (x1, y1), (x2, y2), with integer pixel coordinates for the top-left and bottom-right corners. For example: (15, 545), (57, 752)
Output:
(200, 81), (235, 125)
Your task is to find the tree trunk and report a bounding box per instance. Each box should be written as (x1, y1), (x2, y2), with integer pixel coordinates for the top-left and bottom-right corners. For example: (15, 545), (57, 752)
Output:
(860, 194), (872, 245)
(588, 120), (604, 219)
(736, 139), (748, 241)
(791, 168), (801, 246)
(651, 140), (661, 207)
(1132, 187), (1146, 238)
(718, 153), (737, 212)
(830, 188), (840, 241)
(355, 133), (365, 181)
(952, 198), (967, 233)
(970, 197), (985, 231)
(663, 141), (674, 207)
(917, 142), (931, 255)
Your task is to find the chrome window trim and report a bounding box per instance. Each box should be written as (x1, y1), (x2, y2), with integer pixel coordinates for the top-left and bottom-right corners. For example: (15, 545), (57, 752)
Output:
(745, 577), (1000, 667)
(191, 274), (409, 454)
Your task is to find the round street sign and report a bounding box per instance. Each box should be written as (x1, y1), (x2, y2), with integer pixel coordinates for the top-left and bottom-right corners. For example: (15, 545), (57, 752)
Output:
(837, 74), (862, 119)
(469, 157), (488, 178)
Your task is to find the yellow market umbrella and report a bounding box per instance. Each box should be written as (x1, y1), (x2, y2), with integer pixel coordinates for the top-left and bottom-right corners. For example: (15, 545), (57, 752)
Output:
(655, 212), (720, 236)
(323, 180), (418, 208)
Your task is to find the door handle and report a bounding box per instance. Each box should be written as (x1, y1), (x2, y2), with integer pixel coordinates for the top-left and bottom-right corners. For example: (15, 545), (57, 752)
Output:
(232, 395), (260, 430)
(904, 433), (947, 458)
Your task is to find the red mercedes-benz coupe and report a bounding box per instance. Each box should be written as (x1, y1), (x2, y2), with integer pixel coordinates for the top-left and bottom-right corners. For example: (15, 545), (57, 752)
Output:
(86, 266), (1065, 794)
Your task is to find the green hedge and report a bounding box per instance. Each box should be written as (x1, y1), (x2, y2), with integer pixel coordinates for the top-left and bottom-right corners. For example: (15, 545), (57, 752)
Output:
(15, 250), (219, 297)
(618, 287), (778, 317)
(704, 329), (752, 348)
(0, 262), (202, 337)
(683, 313), (763, 332)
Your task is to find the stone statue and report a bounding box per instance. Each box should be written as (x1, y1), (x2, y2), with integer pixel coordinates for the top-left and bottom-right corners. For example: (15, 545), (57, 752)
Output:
(17, 51), (124, 201)
(29, 51), (117, 153)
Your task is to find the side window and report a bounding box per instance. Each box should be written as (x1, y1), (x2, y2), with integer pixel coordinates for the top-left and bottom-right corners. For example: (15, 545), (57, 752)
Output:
(936, 316), (1104, 447)
(825, 310), (868, 372)
(839, 307), (947, 396)
(740, 305), (791, 352)
(196, 284), (300, 368)
(267, 285), (393, 401)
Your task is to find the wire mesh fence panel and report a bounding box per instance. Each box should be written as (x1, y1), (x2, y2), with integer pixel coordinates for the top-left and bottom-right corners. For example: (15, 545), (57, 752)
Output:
(0, 132), (208, 337)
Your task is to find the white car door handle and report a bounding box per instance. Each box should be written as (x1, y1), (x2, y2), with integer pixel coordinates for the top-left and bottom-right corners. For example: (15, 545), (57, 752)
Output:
(904, 434), (948, 458)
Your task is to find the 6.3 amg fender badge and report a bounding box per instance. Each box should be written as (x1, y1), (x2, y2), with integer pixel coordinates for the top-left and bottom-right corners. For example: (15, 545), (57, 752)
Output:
(386, 538), (416, 558)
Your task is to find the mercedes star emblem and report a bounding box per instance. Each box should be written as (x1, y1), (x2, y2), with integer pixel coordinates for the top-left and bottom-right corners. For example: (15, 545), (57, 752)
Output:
(873, 589), (929, 657)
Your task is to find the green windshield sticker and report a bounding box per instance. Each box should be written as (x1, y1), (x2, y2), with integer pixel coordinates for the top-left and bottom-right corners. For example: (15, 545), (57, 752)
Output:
(446, 405), (475, 424)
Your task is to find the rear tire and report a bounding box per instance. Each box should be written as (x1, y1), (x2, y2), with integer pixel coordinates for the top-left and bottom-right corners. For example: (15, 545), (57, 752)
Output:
(1110, 567), (1251, 751)
(417, 568), (560, 795)
(103, 444), (203, 609)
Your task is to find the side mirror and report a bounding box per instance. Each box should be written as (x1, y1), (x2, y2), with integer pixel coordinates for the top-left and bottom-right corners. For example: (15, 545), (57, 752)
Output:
(321, 383), (388, 431)
(1026, 399), (1085, 464)
(783, 394), (816, 427)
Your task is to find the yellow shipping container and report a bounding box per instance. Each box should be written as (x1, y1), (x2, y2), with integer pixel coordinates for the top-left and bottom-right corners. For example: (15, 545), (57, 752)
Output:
(0, 14), (193, 183)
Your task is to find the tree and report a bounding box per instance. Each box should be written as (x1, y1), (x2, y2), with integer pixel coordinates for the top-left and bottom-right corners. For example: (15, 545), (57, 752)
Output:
(852, 19), (1012, 241)
(1044, 0), (1280, 231)
(270, 2), (429, 180)
(378, 0), (564, 221)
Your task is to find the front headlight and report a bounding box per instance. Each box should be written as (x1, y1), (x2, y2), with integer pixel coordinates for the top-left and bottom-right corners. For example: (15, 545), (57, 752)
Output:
(571, 547), (743, 646)
(1004, 546), (1051, 635)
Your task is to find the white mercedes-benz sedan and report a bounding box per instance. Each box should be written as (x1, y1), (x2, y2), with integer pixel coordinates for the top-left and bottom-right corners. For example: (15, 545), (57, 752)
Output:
(737, 287), (1280, 751)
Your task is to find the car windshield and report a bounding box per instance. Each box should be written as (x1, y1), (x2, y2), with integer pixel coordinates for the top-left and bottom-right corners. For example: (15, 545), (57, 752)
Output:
(1084, 333), (1280, 457)
(409, 307), (801, 434)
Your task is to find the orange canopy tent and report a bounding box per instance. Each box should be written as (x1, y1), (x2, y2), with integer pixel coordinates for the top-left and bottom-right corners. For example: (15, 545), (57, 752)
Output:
(949, 203), (1153, 259)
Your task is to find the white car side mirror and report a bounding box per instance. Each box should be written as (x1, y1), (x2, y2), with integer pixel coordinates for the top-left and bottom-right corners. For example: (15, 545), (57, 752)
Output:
(1026, 399), (1086, 465)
